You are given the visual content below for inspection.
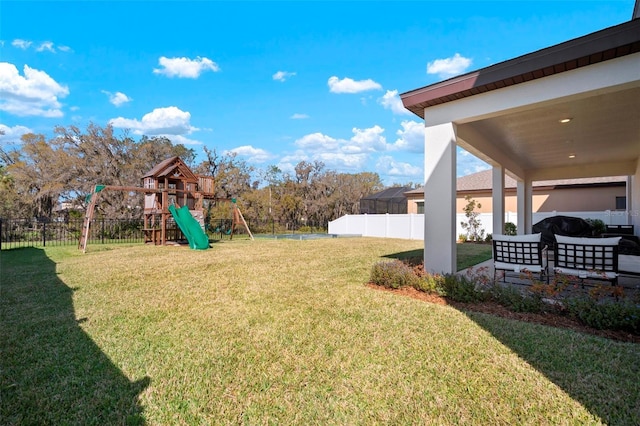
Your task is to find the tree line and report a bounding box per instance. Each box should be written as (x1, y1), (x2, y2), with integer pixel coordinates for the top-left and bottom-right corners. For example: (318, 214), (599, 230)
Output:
(0, 124), (387, 232)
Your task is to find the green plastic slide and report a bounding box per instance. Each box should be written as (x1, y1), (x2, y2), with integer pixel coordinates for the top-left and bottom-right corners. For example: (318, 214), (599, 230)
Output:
(168, 205), (210, 250)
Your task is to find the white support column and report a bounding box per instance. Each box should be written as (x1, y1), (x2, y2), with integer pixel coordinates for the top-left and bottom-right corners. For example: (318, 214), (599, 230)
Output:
(516, 177), (533, 234)
(631, 164), (640, 237)
(525, 178), (533, 233)
(423, 122), (457, 274)
(492, 165), (505, 236)
(626, 175), (633, 226)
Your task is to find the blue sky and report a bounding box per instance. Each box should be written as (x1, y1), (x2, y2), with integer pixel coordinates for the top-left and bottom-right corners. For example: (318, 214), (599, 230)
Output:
(0, 1), (635, 185)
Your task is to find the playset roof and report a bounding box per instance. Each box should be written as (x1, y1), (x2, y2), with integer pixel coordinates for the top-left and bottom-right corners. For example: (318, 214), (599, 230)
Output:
(142, 156), (198, 183)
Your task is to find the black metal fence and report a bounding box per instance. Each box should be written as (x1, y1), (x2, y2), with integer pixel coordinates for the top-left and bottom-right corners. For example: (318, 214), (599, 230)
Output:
(0, 218), (145, 250)
(0, 216), (328, 250)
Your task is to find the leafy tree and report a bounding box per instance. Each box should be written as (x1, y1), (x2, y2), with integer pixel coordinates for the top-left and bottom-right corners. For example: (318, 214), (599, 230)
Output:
(193, 147), (255, 223)
(460, 195), (485, 241)
(4, 132), (65, 218)
(3, 123), (196, 220)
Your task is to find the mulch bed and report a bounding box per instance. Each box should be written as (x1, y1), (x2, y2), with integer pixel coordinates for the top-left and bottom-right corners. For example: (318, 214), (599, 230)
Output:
(366, 283), (640, 344)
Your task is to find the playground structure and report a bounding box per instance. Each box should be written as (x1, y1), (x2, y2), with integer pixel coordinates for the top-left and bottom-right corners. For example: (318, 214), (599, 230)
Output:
(79, 156), (252, 252)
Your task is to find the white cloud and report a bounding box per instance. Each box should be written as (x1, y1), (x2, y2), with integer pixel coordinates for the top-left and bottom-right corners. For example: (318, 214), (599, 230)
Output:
(317, 151), (368, 168)
(11, 39), (70, 53)
(102, 90), (132, 107)
(0, 124), (33, 145)
(287, 125), (395, 173)
(36, 41), (55, 52)
(457, 147), (490, 177)
(0, 63), (69, 117)
(295, 125), (391, 156)
(153, 56), (219, 78)
(109, 106), (198, 135)
(391, 120), (424, 153)
(295, 132), (340, 151)
(376, 155), (422, 178)
(12, 39), (32, 49)
(273, 71), (296, 82)
(346, 125), (387, 153)
(278, 149), (369, 174)
(327, 76), (382, 94)
(168, 135), (202, 146)
(427, 53), (472, 79)
(378, 90), (411, 115)
(225, 145), (274, 163)
(290, 113), (309, 119)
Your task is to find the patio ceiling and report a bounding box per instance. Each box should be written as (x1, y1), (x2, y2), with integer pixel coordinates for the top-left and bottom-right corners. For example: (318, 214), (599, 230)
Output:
(455, 84), (639, 180)
(401, 19), (640, 182)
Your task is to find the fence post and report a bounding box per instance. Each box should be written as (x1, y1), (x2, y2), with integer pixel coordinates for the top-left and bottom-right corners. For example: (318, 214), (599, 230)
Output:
(101, 218), (105, 244)
(42, 221), (47, 247)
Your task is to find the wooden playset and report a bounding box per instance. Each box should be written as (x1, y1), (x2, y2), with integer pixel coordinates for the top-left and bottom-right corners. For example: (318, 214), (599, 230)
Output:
(79, 156), (252, 252)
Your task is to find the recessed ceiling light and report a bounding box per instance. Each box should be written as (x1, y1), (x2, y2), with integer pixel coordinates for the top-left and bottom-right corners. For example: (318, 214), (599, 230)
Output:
(568, 154), (576, 159)
(559, 118), (572, 123)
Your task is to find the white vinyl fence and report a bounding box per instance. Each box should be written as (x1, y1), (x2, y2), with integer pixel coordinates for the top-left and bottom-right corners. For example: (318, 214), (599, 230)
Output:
(328, 211), (630, 240)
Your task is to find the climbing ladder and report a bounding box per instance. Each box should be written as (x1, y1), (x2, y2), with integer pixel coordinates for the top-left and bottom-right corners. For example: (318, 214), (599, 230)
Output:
(78, 187), (100, 252)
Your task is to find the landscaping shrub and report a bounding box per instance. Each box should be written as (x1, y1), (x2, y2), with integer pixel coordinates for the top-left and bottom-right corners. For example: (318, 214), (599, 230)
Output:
(369, 259), (639, 336)
(369, 260), (423, 289)
(488, 284), (546, 313)
(565, 297), (640, 333)
(438, 273), (484, 303)
(504, 222), (517, 236)
(585, 218), (606, 236)
(412, 272), (443, 294)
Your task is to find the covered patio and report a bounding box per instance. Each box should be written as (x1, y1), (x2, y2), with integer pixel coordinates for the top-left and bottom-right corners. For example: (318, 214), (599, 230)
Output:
(401, 14), (640, 276)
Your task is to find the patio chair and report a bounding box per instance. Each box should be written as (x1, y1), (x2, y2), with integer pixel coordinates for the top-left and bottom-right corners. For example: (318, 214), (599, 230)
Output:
(553, 235), (621, 286)
(492, 233), (548, 283)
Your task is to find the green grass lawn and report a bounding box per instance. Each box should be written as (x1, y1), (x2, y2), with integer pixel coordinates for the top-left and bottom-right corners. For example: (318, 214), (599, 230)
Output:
(2, 238), (638, 425)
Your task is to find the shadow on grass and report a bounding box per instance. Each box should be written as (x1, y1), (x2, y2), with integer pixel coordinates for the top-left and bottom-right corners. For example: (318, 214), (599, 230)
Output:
(382, 247), (638, 423)
(465, 311), (640, 424)
(384, 243), (493, 271)
(0, 248), (150, 425)
(383, 248), (423, 265)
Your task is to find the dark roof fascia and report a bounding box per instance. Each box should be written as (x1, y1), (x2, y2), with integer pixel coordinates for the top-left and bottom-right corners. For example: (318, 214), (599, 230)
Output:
(400, 19), (640, 118)
(550, 181), (626, 190)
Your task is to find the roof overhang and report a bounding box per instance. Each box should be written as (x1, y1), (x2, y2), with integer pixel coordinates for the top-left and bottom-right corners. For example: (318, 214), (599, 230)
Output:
(401, 20), (640, 118)
(401, 19), (640, 181)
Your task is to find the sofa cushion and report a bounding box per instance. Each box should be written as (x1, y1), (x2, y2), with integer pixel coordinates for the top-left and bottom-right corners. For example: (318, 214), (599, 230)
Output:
(493, 233), (541, 243)
(555, 235), (621, 246)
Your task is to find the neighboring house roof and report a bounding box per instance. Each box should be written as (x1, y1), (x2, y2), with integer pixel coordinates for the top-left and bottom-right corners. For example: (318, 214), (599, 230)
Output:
(142, 156), (198, 183)
(404, 170), (626, 196)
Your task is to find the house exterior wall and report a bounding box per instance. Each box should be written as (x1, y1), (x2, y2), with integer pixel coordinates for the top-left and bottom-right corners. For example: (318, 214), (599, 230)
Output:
(407, 185), (626, 215)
